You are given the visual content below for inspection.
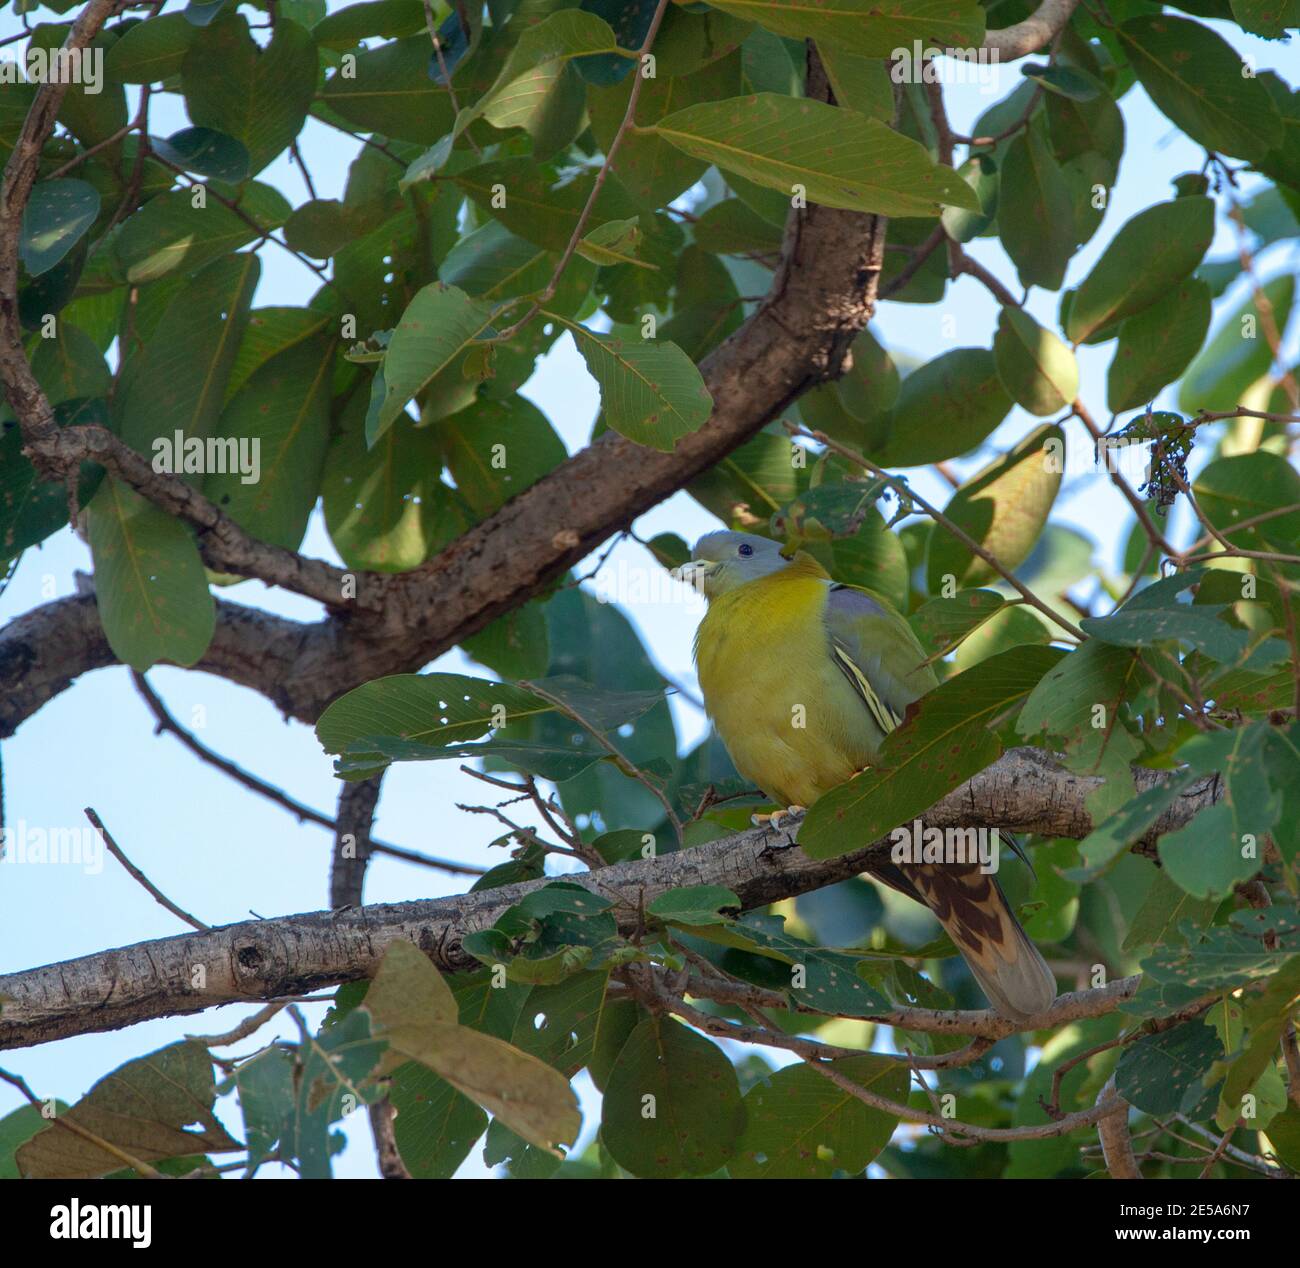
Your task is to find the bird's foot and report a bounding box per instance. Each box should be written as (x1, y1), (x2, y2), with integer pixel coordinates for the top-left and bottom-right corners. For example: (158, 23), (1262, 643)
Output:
(751, 805), (807, 831)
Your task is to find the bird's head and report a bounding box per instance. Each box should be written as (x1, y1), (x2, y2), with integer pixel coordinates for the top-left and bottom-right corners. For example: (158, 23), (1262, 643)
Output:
(672, 531), (794, 598)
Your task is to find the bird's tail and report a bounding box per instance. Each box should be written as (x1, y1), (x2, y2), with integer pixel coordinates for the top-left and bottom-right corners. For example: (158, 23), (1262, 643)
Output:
(871, 861), (1057, 1020)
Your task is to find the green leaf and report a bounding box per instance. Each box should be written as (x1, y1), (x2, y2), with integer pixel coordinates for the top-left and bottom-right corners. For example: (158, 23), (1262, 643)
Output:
(320, 34), (455, 144)
(113, 183), (289, 284)
(182, 12), (317, 174)
(203, 335), (335, 551)
(704, 0), (983, 56)
(562, 318), (713, 450)
(463, 601), (551, 681)
(875, 348), (1011, 467)
(0, 1102), (70, 1180)
(1118, 15), (1282, 164)
(647, 885), (741, 926)
(1115, 1020), (1222, 1116)
(1080, 601), (1248, 664)
(466, 10), (627, 140)
(30, 323), (110, 404)
(1, 400), (108, 558)
(909, 589), (1007, 659)
(322, 389), (462, 572)
(312, 0), (428, 48)
(439, 394), (567, 515)
(151, 125), (250, 182)
(1016, 636), (1141, 749)
(1177, 275), (1295, 414)
(651, 94), (978, 216)
(16, 1042), (238, 1179)
(590, 50), (744, 208)
(1045, 78), (1125, 181)
(927, 423), (1065, 591)
(731, 1054), (906, 1178)
(387, 1062), (487, 1179)
(508, 971), (622, 1077)
(1159, 724), (1281, 899)
(575, 217), (653, 269)
(693, 198), (784, 254)
(1068, 774), (1196, 881)
(799, 646), (1063, 859)
(993, 309), (1078, 415)
(316, 672), (550, 754)
(1123, 868), (1219, 953)
(998, 126), (1075, 291)
(1230, 0), (1300, 36)
(19, 179), (100, 277)
(369, 282), (497, 443)
(941, 153), (998, 244)
(686, 911), (892, 1014)
(1127, 907), (1300, 1020)
(600, 1015), (746, 1177)
(116, 253), (259, 457)
(1108, 277), (1212, 412)
(574, 0), (657, 85)
(106, 12), (200, 82)
(438, 220), (554, 301)
(226, 306), (331, 401)
(816, 43), (893, 121)
(455, 157), (644, 252)
(1021, 62), (1100, 102)
(1192, 452), (1300, 559)
(87, 478), (216, 672)
(1065, 196), (1215, 342)
(232, 1011), (385, 1178)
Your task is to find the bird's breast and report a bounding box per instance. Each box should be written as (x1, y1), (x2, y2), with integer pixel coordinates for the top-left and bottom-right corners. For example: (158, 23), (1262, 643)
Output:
(695, 574), (884, 807)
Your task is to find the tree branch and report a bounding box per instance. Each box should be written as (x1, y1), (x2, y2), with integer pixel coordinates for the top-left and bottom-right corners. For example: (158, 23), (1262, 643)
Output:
(0, 747), (1222, 1050)
(0, 49), (890, 740)
(982, 0), (1080, 59)
(0, 0), (122, 454)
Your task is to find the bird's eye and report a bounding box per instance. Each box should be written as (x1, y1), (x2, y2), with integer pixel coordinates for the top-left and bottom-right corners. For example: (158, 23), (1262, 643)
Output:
(738, 543), (753, 557)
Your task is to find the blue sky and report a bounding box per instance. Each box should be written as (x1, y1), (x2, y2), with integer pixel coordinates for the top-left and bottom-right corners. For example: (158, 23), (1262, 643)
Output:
(0, 4), (1295, 1177)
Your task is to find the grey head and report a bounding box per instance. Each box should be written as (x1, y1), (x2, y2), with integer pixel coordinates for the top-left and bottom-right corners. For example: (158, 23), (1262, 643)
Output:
(673, 530), (794, 598)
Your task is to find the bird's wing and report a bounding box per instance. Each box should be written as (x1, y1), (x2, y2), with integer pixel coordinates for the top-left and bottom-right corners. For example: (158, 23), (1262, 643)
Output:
(822, 583), (938, 737)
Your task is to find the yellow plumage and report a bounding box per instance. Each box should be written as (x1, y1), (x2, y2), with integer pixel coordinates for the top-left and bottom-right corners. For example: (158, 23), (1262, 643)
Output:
(680, 529), (1057, 1020)
(694, 554), (879, 807)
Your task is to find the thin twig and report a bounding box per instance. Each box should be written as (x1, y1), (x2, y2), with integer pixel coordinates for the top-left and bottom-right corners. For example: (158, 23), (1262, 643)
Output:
(521, 676), (685, 845)
(789, 425), (1086, 639)
(0, 1065), (165, 1179)
(84, 807), (210, 932)
(131, 672), (483, 877)
(492, 0), (672, 342)
(187, 1001), (288, 1047)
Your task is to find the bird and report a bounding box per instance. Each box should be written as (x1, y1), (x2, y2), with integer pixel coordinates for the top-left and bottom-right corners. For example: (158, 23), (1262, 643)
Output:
(675, 528), (1056, 1020)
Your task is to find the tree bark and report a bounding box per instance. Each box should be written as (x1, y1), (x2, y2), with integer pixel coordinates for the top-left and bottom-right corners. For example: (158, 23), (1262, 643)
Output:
(0, 748), (1220, 1050)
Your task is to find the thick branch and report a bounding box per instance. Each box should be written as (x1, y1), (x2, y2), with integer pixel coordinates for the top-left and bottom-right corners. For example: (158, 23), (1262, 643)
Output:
(0, 748), (1222, 1050)
(0, 50), (890, 735)
(982, 0), (1079, 59)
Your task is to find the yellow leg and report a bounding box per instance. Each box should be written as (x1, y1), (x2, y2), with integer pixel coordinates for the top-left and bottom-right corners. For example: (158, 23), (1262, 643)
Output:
(750, 805), (807, 831)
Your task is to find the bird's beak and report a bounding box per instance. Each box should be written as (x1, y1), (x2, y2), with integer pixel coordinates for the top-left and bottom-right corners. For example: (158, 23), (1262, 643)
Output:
(671, 559), (715, 592)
